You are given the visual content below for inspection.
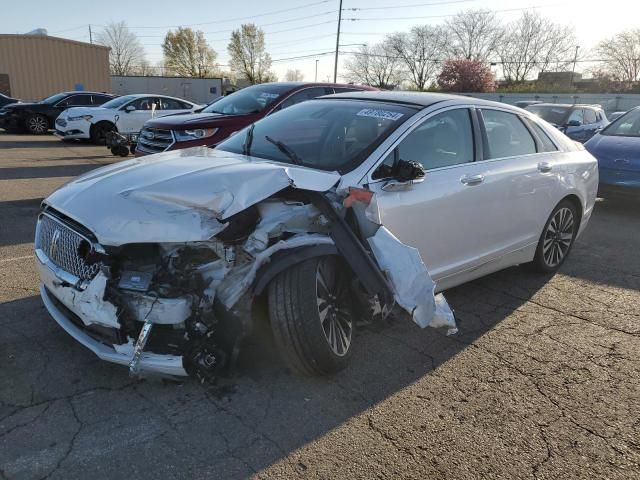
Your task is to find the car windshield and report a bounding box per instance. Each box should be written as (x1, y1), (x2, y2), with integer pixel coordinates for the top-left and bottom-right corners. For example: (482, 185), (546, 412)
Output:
(601, 108), (640, 137)
(216, 99), (417, 173)
(101, 95), (136, 109)
(40, 93), (68, 104)
(526, 105), (570, 125)
(202, 85), (292, 115)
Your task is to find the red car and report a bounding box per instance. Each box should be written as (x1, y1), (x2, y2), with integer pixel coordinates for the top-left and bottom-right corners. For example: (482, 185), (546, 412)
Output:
(135, 82), (376, 156)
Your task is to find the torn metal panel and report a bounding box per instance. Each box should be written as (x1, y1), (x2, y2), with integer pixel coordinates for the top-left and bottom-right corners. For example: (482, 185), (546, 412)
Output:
(44, 149), (340, 246)
(368, 227), (457, 332)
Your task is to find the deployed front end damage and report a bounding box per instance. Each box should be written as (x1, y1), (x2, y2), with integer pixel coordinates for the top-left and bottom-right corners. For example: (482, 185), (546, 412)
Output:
(36, 178), (456, 380)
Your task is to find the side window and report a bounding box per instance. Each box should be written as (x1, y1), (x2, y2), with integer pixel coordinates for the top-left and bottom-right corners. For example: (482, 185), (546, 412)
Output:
(584, 109), (597, 124)
(396, 109), (474, 171)
(127, 97), (156, 110)
(280, 87), (332, 110)
(482, 109), (537, 159)
(567, 108), (584, 125)
(68, 95), (92, 106)
(528, 120), (558, 152)
(159, 98), (185, 110)
(92, 94), (112, 105)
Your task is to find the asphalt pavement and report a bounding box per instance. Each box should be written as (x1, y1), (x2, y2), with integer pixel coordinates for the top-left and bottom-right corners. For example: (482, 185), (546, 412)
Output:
(1, 133), (639, 479)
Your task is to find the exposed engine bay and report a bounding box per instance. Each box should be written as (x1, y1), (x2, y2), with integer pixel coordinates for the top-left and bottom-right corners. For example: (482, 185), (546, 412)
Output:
(36, 186), (456, 382)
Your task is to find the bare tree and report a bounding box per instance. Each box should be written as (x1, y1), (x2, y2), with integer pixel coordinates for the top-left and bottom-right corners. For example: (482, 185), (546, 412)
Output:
(387, 25), (447, 90)
(445, 9), (503, 62)
(96, 21), (146, 76)
(284, 69), (304, 81)
(343, 43), (404, 88)
(497, 12), (577, 84)
(162, 27), (219, 78)
(228, 24), (275, 84)
(595, 30), (640, 83)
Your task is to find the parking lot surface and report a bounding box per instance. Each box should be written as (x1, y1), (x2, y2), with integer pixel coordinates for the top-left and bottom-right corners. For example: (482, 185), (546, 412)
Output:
(1, 133), (639, 479)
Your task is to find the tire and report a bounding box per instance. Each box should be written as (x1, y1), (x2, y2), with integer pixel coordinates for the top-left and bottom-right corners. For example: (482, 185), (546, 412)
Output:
(25, 114), (49, 134)
(531, 199), (579, 273)
(90, 121), (116, 145)
(268, 256), (355, 375)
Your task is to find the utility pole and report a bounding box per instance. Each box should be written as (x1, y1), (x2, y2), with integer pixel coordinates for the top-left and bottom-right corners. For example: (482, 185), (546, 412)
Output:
(89, 24), (92, 44)
(315, 59), (319, 82)
(333, 0), (343, 83)
(570, 45), (580, 88)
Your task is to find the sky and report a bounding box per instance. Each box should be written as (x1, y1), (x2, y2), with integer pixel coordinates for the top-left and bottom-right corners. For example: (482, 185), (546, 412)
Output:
(2, 0), (640, 82)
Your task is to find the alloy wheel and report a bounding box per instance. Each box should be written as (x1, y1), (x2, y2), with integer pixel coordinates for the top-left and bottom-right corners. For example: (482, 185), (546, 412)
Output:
(28, 116), (47, 134)
(542, 207), (575, 268)
(316, 258), (353, 356)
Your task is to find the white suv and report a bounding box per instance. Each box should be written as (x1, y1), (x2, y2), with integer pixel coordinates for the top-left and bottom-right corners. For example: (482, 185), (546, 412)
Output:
(55, 94), (200, 144)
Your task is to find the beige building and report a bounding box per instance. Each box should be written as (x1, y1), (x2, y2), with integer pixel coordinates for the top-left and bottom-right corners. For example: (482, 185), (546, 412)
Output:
(0, 35), (110, 101)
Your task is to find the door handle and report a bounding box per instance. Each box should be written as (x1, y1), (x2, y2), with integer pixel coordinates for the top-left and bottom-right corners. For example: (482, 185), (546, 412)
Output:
(460, 174), (484, 186)
(538, 162), (552, 173)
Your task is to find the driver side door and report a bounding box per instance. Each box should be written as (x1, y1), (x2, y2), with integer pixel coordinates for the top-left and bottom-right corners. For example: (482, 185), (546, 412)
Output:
(117, 97), (158, 134)
(367, 107), (514, 288)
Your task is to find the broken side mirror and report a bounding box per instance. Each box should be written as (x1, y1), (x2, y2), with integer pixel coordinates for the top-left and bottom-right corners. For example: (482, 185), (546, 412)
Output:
(382, 160), (425, 192)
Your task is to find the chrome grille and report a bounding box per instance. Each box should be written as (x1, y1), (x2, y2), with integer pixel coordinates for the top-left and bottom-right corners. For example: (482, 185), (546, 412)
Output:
(137, 127), (174, 154)
(36, 214), (102, 281)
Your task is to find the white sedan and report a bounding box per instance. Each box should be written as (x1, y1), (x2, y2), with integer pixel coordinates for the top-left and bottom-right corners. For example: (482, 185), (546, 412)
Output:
(36, 92), (597, 379)
(54, 94), (201, 144)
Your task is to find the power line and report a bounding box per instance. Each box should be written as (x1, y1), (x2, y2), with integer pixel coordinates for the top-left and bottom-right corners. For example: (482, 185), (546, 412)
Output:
(343, 0), (475, 11)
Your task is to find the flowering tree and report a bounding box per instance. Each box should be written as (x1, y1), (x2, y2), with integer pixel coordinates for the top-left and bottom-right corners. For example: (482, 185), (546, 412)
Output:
(437, 59), (495, 92)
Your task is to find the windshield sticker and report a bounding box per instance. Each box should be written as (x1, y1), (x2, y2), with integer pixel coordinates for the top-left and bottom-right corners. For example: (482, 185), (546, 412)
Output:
(260, 92), (280, 99)
(357, 108), (404, 121)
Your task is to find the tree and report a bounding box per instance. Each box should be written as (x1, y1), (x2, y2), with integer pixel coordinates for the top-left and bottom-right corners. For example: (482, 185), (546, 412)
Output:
(96, 21), (146, 76)
(162, 27), (219, 78)
(445, 9), (503, 62)
(497, 12), (577, 84)
(228, 24), (275, 84)
(284, 69), (304, 81)
(595, 30), (640, 83)
(387, 25), (448, 91)
(343, 43), (404, 88)
(437, 59), (495, 92)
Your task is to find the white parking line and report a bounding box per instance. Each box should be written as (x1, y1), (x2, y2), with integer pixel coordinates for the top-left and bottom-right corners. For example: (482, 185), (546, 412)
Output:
(0, 255), (34, 264)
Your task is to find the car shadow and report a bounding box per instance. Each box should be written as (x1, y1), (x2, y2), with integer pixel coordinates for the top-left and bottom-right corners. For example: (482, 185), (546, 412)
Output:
(564, 195), (640, 291)
(0, 164), (106, 180)
(0, 264), (553, 477)
(0, 198), (42, 247)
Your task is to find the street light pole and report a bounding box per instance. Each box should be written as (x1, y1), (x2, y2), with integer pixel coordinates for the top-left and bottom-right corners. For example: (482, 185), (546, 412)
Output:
(571, 45), (580, 88)
(333, 0), (343, 83)
(315, 59), (319, 82)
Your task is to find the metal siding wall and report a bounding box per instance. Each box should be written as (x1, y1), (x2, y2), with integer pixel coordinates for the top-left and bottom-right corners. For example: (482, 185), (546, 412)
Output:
(0, 35), (110, 101)
(111, 76), (223, 105)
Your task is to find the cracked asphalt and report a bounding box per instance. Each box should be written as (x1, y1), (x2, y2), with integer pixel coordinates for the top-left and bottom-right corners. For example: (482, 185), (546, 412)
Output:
(1, 133), (639, 480)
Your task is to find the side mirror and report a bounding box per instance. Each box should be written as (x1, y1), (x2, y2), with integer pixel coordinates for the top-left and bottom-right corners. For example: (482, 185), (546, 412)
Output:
(124, 105), (136, 113)
(382, 160), (425, 192)
(566, 119), (581, 127)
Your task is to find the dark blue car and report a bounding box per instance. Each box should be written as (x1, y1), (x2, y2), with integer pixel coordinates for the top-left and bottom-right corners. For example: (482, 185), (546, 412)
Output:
(526, 103), (609, 143)
(585, 107), (640, 196)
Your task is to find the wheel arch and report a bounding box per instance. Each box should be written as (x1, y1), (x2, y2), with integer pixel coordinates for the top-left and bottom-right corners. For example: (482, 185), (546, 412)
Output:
(91, 120), (117, 133)
(253, 244), (339, 296)
(561, 193), (583, 230)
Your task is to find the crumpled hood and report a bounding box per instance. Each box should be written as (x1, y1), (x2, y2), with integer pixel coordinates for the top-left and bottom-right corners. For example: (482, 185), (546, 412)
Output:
(44, 147), (341, 246)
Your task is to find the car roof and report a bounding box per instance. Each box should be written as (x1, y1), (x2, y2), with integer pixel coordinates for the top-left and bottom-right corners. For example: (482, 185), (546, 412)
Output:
(319, 90), (519, 110)
(258, 81), (372, 89)
(115, 93), (194, 102)
(60, 91), (116, 96)
(531, 103), (601, 109)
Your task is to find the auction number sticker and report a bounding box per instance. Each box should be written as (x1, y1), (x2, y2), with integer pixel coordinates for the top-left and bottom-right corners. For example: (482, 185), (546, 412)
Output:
(260, 92), (280, 99)
(357, 108), (404, 121)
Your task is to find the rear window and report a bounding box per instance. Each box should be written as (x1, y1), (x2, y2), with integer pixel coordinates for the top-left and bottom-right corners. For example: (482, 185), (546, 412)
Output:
(601, 108), (640, 137)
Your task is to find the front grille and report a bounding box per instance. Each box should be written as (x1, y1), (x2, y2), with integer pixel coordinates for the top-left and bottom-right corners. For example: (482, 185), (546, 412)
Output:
(56, 118), (67, 127)
(36, 213), (102, 281)
(137, 127), (174, 153)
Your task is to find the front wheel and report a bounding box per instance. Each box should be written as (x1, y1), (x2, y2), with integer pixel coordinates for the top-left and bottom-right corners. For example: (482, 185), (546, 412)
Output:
(268, 256), (354, 375)
(91, 121), (116, 144)
(531, 200), (579, 273)
(25, 114), (49, 134)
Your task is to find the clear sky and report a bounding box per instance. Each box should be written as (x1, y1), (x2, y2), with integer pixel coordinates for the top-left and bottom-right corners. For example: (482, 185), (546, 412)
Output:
(2, 0), (639, 82)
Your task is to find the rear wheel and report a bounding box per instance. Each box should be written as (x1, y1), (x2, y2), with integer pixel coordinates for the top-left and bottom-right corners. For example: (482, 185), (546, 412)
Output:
(91, 121), (116, 144)
(531, 199), (579, 273)
(25, 114), (49, 134)
(268, 256), (354, 375)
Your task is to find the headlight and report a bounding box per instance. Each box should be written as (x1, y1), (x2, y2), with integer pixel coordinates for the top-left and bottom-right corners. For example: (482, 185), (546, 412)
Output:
(175, 128), (218, 142)
(68, 114), (93, 122)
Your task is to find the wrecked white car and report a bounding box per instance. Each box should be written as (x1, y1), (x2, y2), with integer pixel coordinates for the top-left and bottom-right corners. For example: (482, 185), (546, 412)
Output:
(35, 92), (598, 379)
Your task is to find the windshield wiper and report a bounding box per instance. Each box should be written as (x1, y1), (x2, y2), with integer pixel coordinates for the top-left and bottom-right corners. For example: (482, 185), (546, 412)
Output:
(264, 135), (303, 165)
(242, 124), (255, 156)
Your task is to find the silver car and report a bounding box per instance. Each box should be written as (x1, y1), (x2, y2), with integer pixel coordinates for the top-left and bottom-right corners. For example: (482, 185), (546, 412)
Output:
(35, 92), (598, 379)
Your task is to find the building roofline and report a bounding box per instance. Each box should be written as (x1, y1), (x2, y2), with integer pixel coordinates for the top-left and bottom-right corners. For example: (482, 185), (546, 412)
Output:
(0, 34), (110, 50)
(111, 75), (224, 80)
